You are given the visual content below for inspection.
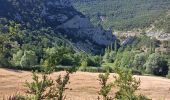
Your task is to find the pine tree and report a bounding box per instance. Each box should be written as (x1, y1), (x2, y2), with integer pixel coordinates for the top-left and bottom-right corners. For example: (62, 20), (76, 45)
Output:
(114, 40), (117, 52)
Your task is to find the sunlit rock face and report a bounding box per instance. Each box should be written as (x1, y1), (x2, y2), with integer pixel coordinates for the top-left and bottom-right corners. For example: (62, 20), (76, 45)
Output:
(0, 0), (117, 53)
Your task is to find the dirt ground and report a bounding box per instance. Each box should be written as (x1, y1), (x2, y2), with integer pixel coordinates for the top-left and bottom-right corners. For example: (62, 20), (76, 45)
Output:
(0, 68), (170, 100)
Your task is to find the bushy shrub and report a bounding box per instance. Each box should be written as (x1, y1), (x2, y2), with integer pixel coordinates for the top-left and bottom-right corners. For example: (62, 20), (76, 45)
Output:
(98, 72), (114, 100)
(114, 67), (149, 100)
(24, 71), (71, 100)
(25, 72), (55, 100)
(55, 71), (70, 100)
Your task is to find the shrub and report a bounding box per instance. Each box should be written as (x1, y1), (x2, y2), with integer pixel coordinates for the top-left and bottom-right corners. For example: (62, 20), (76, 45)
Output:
(114, 67), (149, 100)
(55, 71), (70, 100)
(24, 71), (71, 100)
(25, 72), (55, 100)
(98, 72), (114, 100)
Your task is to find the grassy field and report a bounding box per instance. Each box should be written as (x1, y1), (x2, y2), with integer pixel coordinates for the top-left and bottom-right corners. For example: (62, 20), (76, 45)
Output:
(1, 68), (170, 100)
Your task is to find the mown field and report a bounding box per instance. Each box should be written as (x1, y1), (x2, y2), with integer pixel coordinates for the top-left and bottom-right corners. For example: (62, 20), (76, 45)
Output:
(0, 68), (170, 100)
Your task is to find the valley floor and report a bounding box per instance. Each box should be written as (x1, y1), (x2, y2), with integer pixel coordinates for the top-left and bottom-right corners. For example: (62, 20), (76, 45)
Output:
(0, 68), (170, 100)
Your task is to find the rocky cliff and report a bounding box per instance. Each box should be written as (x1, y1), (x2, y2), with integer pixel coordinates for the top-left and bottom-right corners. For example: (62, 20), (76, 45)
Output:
(0, 0), (116, 53)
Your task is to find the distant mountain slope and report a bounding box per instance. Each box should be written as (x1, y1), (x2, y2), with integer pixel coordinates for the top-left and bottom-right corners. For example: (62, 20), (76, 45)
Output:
(154, 11), (170, 33)
(71, 0), (170, 31)
(0, 0), (116, 53)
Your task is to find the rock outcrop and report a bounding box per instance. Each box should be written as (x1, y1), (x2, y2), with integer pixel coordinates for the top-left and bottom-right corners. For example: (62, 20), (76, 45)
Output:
(0, 0), (116, 53)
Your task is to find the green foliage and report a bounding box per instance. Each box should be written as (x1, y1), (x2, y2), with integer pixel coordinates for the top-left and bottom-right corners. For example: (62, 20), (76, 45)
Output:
(72, 0), (170, 31)
(80, 60), (88, 69)
(0, 53), (10, 67)
(55, 71), (70, 100)
(144, 53), (168, 76)
(132, 52), (147, 71)
(131, 35), (156, 50)
(43, 46), (75, 67)
(114, 67), (149, 100)
(155, 13), (170, 33)
(120, 50), (134, 68)
(25, 72), (56, 100)
(166, 70), (170, 79)
(11, 50), (23, 66)
(20, 50), (38, 68)
(0, 3), (169, 77)
(25, 71), (71, 100)
(98, 72), (114, 100)
(103, 48), (116, 63)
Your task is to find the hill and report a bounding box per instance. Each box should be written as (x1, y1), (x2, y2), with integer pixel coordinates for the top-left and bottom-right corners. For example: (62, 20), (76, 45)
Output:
(71, 0), (170, 31)
(0, 0), (116, 53)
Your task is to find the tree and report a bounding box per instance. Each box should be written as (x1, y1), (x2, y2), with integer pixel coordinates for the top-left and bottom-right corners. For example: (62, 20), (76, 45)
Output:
(133, 52), (147, 71)
(44, 46), (76, 67)
(144, 53), (168, 76)
(11, 50), (23, 67)
(20, 50), (38, 68)
(79, 59), (88, 70)
(120, 50), (134, 68)
(103, 51), (110, 63)
(103, 47), (116, 63)
(114, 40), (118, 52)
(0, 35), (11, 67)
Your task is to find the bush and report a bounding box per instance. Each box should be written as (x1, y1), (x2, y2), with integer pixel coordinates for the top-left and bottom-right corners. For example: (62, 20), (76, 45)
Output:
(25, 72), (55, 100)
(114, 67), (149, 100)
(98, 72), (114, 100)
(24, 71), (71, 100)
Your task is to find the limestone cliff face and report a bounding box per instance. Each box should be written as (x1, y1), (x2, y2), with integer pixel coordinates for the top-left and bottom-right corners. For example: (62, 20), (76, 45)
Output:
(0, 0), (116, 53)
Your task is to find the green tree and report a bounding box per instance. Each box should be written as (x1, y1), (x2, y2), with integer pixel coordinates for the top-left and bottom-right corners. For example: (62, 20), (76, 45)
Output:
(103, 47), (116, 63)
(114, 40), (118, 52)
(20, 50), (38, 68)
(144, 53), (168, 76)
(44, 46), (75, 67)
(103, 51), (110, 63)
(11, 50), (23, 67)
(133, 52), (147, 71)
(120, 51), (134, 68)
